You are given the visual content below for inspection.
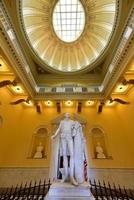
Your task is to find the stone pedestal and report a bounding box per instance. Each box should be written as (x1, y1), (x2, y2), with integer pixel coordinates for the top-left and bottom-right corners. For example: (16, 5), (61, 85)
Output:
(44, 182), (95, 200)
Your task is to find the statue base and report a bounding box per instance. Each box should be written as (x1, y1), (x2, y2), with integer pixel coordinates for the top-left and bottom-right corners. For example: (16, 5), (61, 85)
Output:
(44, 181), (95, 200)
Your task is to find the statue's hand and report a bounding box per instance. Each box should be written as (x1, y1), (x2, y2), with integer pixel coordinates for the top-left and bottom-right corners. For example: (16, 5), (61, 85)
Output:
(83, 138), (86, 143)
(51, 135), (55, 140)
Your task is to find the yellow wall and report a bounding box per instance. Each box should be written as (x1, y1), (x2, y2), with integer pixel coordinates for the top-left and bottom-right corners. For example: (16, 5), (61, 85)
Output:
(0, 88), (134, 168)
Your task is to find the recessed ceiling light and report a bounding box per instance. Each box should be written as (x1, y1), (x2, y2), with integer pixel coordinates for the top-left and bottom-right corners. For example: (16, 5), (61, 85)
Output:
(65, 100), (73, 106)
(23, 100), (33, 106)
(114, 84), (129, 93)
(86, 100), (95, 106)
(11, 86), (24, 94)
(106, 100), (117, 106)
(45, 100), (53, 106)
(105, 100), (116, 106)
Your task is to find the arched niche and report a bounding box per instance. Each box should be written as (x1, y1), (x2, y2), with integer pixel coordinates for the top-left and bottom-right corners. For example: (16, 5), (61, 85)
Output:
(28, 126), (49, 159)
(90, 126), (111, 159)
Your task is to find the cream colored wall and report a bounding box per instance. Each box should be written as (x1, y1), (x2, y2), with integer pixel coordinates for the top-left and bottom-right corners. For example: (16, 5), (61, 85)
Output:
(0, 88), (134, 169)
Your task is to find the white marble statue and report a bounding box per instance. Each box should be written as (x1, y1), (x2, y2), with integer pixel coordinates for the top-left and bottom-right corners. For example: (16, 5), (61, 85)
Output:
(96, 142), (106, 159)
(50, 113), (89, 186)
(34, 142), (44, 159)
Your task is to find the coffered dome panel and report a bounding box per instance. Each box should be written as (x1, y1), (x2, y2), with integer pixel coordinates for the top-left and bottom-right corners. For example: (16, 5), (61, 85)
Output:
(21, 0), (118, 73)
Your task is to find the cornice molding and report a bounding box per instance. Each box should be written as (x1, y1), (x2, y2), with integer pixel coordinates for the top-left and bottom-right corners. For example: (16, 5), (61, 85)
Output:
(0, 1), (37, 96)
(101, 6), (134, 97)
(0, 1), (133, 100)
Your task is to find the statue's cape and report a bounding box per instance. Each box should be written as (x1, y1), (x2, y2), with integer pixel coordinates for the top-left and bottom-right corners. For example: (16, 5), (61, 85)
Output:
(73, 121), (89, 183)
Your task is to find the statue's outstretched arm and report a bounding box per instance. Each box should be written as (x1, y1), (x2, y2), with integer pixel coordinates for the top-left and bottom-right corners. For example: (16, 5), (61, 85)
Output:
(51, 122), (61, 139)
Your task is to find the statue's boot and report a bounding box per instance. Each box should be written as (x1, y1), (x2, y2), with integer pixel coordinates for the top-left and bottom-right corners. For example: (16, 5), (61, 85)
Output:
(62, 156), (68, 182)
(61, 172), (68, 183)
(69, 155), (78, 186)
(70, 176), (78, 186)
(61, 178), (66, 183)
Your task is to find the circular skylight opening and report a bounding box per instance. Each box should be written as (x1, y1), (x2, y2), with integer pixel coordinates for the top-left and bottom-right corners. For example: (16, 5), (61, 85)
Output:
(53, 0), (85, 43)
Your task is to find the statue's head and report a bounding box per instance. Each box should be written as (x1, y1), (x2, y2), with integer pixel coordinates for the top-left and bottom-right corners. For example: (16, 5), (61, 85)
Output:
(64, 113), (70, 119)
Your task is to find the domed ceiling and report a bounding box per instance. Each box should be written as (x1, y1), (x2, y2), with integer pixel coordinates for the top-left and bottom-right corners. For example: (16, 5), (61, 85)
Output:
(21, 0), (117, 73)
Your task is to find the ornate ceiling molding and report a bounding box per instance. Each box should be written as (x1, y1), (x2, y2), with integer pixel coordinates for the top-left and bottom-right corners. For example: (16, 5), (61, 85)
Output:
(0, 1), (37, 97)
(19, 0), (119, 73)
(100, 6), (134, 97)
(0, 0), (134, 100)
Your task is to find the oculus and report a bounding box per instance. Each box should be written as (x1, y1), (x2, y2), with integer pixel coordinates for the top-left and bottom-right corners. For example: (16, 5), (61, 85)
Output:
(52, 0), (85, 43)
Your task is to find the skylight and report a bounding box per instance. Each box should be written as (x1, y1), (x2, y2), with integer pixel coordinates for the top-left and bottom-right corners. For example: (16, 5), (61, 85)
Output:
(53, 0), (85, 43)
